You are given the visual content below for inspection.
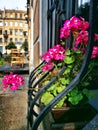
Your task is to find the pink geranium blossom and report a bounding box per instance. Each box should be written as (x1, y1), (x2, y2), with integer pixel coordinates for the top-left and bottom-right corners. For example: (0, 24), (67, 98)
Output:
(41, 44), (65, 63)
(42, 63), (53, 72)
(91, 46), (98, 59)
(2, 72), (25, 91)
(94, 33), (98, 42)
(75, 31), (88, 45)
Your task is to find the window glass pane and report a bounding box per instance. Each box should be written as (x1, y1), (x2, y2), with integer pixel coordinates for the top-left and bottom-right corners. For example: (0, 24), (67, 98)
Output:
(0, 38), (2, 42)
(10, 13), (13, 18)
(20, 14), (22, 19)
(5, 22), (8, 26)
(15, 29), (18, 35)
(15, 22), (18, 26)
(10, 29), (13, 35)
(0, 13), (2, 18)
(0, 21), (3, 26)
(25, 23), (28, 28)
(0, 30), (2, 35)
(20, 30), (23, 35)
(20, 38), (22, 42)
(15, 38), (18, 42)
(10, 22), (13, 26)
(20, 21), (23, 27)
(15, 13), (18, 18)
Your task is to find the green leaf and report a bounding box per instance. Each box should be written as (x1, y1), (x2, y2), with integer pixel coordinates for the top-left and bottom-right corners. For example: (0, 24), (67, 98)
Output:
(57, 85), (65, 93)
(65, 50), (71, 56)
(64, 68), (71, 75)
(59, 78), (70, 85)
(81, 82), (90, 87)
(75, 50), (82, 54)
(42, 80), (50, 86)
(83, 89), (97, 98)
(55, 96), (67, 108)
(64, 56), (75, 64)
(70, 89), (78, 96)
(57, 63), (63, 67)
(47, 84), (57, 91)
(68, 93), (83, 105)
(41, 92), (54, 105)
(53, 89), (57, 96)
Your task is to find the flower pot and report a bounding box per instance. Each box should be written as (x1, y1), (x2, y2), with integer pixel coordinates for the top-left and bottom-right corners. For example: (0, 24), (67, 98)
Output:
(51, 103), (97, 123)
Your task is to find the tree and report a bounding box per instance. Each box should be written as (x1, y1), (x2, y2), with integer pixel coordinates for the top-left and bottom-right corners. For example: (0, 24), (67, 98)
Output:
(5, 41), (17, 50)
(21, 40), (28, 51)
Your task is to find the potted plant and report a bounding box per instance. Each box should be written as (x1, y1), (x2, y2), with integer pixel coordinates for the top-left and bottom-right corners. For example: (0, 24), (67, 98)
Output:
(39, 16), (98, 125)
(2, 72), (25, 91)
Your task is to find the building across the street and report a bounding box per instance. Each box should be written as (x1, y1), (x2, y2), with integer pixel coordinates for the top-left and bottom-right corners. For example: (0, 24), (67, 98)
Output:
(0, 9), (28, 54)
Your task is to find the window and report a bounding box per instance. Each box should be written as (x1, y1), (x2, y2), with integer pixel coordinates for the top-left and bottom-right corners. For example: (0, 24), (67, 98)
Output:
(24, 22), (28, 28)
(15, 29), (18, 35)
(20, 13), (22, 19)
(15, 22), (18, 26)
(23, 31), (27, 36)
(15, 38), (18, 42)
(10, 38), (13, 42)
(15, 13), (18, 18)
(20, 38), (22, 42)
(20, 21), (23, 27)
(10, 22), (13, 26)
(0, 46), (3, 53)
(10, 13), (13, 18)
(10, 29), (13, 35)
(0, 38), (2, 42)
(0, 30), (2, 35)
(0, 21), (2, 26)
(4, 22), (8, 26)
(20, 30), (23, 36)
(0, 13), (2, 18)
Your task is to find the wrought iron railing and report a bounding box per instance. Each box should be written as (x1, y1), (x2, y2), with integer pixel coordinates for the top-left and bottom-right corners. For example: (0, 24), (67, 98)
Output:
(27, 0), (98, 130)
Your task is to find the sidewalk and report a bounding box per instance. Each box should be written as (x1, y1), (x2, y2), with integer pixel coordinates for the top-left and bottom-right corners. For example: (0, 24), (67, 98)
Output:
(0, 57), (29, 74)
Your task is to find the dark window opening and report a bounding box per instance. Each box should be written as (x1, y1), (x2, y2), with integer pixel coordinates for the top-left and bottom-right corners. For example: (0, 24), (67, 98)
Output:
(0, 30), (2, 35)
(0, 38), (2, 42)
(10, 29), (13, 35)
(20, 13), (22, 19)
(15, 13), (18, 19)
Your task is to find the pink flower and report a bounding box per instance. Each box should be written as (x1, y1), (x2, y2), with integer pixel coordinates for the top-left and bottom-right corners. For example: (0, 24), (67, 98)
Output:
(94, 33), (98, 42)
(42, 63), (53, 72)
(91, 46), (98, 59)
(75, 31), (88, 45)
(41, 44), (65, 62)
(2, 72), (25, 91)
(70, 16), (83, 31)
(81, 21), (89, 30)
(10, 85), (18, 91)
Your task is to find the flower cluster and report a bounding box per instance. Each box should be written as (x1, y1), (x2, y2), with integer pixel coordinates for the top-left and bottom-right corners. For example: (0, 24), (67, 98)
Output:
(60, 16), (89, 42)
(2, 72), (25, 91)
(40, 16), (98, 107)
(41, 44), (65, 71)
(91, 46), (98, 59)
(42, 16), (98, 72)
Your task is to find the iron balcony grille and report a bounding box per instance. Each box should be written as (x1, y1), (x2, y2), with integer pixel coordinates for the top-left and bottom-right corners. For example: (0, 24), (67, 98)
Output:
(27, 0), (98, 130)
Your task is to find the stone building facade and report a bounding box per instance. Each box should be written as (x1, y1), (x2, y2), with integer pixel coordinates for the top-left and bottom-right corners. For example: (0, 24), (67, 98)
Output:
(0, 9), (28, 54)
(27, 0), (48, 71)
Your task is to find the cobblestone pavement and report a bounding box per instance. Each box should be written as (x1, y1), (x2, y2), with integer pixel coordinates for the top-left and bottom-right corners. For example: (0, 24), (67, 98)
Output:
(0, 75), (29, 130)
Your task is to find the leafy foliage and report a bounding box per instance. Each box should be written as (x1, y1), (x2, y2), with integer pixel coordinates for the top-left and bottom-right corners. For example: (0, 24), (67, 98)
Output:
(40, 16), (98, 108)
(5, 42), (17, 49)
(21, 40), (28, 51)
